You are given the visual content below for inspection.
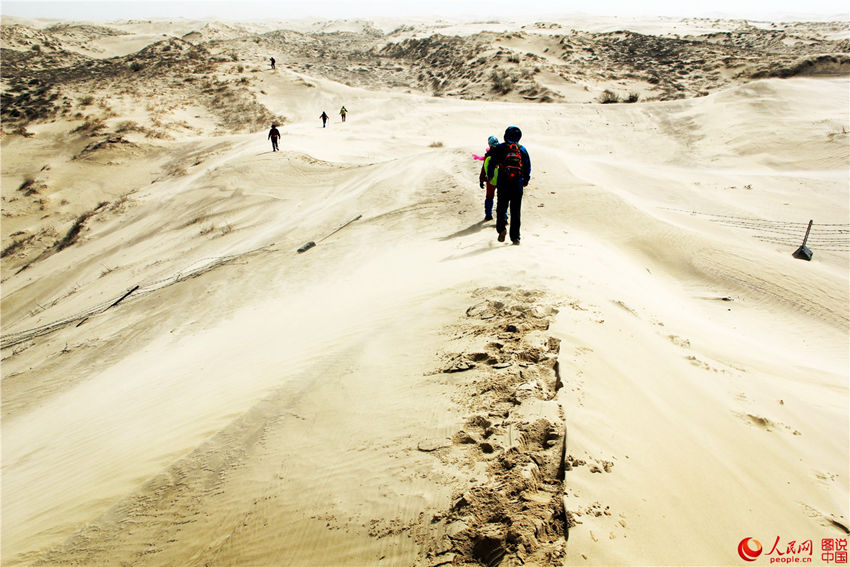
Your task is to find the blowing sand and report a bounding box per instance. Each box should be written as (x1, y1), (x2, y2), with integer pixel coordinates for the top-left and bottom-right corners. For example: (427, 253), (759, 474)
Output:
(1, 14), (848, 567)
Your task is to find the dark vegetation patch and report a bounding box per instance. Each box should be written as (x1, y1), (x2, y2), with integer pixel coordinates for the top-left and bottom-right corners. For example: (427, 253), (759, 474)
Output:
(10, 202), (111, 275)
(750, 53), (850, 78)
(1, 36), (279, 132)
(56, 202), (109, 251)
(1, 233), (34, 259)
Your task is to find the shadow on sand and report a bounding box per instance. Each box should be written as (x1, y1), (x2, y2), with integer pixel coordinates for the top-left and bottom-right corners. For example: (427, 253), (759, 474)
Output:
(440, 219), (493, 241)
(439, 241), (508, 262)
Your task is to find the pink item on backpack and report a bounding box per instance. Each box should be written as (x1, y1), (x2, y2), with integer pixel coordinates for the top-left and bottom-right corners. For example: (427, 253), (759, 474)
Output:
(472, 147), (490, 161)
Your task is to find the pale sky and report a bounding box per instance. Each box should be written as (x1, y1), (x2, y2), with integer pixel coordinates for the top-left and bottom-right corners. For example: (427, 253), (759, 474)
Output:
(1, 0), (848, 21)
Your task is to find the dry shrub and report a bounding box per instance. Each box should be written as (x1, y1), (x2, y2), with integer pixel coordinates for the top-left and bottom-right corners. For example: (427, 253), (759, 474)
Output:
(18, 178), (37, 194)
(598, 89), (619, 103)
(113, 120), (137, 132)
(145, 129), (171, 139)
(72, 117), (107, 135)
(490, 70), (514, 94)
(1, 234), (33, 259)
(56, 202), (108, 251)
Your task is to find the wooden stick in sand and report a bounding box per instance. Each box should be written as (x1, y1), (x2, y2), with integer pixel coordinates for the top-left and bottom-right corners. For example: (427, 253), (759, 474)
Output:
(297, 214), (362, 253)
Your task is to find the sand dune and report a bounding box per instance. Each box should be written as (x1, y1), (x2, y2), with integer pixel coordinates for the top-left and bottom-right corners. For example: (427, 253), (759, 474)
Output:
(2, 14), (848, 567)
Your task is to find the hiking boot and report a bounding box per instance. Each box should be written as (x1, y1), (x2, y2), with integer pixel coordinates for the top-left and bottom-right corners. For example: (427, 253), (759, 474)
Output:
(498, 231), (506, 242)
(511, 239), (520, 246)
(484, 214), (493, 221)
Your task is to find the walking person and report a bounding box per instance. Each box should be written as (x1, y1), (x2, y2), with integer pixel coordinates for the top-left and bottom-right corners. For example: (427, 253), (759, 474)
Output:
(269, 56), (275, 70)
(339, 106), (347, 122)
(320, 111), (329, 128)
(478, 135), (499, 221)
(487, 126), (531, 245)
(268, 123), (280, 151)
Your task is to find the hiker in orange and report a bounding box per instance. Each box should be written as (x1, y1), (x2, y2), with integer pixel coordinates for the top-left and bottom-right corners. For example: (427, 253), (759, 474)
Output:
(320, 111), (329, 128)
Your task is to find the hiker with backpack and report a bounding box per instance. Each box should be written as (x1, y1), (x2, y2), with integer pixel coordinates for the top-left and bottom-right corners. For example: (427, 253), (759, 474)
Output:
(478, 135), (500, 221)
(339, 106), (347, 122)
(268, 123), (280, 151)
(270, 57), (275, 70)
(487, 126), (531, 245)
(320, 111), (329, 128)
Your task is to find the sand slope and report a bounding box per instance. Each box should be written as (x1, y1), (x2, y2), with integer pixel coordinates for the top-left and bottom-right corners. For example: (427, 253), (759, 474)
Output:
(2, 16), (849, 567)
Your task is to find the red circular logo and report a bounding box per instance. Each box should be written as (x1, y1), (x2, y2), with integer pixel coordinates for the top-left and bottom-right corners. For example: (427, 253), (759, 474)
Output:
(738, 538), (763, 562)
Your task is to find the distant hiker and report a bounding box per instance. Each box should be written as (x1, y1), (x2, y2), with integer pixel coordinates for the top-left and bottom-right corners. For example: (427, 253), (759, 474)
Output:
(487, 126), (531, 245)
(320, 111), (329, 128)
(268, 123), (280, 151)
(270, 57), (275, 70)
(339, 106), (347, 122)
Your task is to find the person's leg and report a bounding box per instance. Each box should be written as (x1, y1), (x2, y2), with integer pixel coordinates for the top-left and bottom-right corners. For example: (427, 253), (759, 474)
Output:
(509, 186), (523, 243)
(485, 183), (495, 219)
(495, 187), (509, 240)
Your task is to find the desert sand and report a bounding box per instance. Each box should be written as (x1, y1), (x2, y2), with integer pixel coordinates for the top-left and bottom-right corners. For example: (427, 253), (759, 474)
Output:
(1, 13), (848, 567)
